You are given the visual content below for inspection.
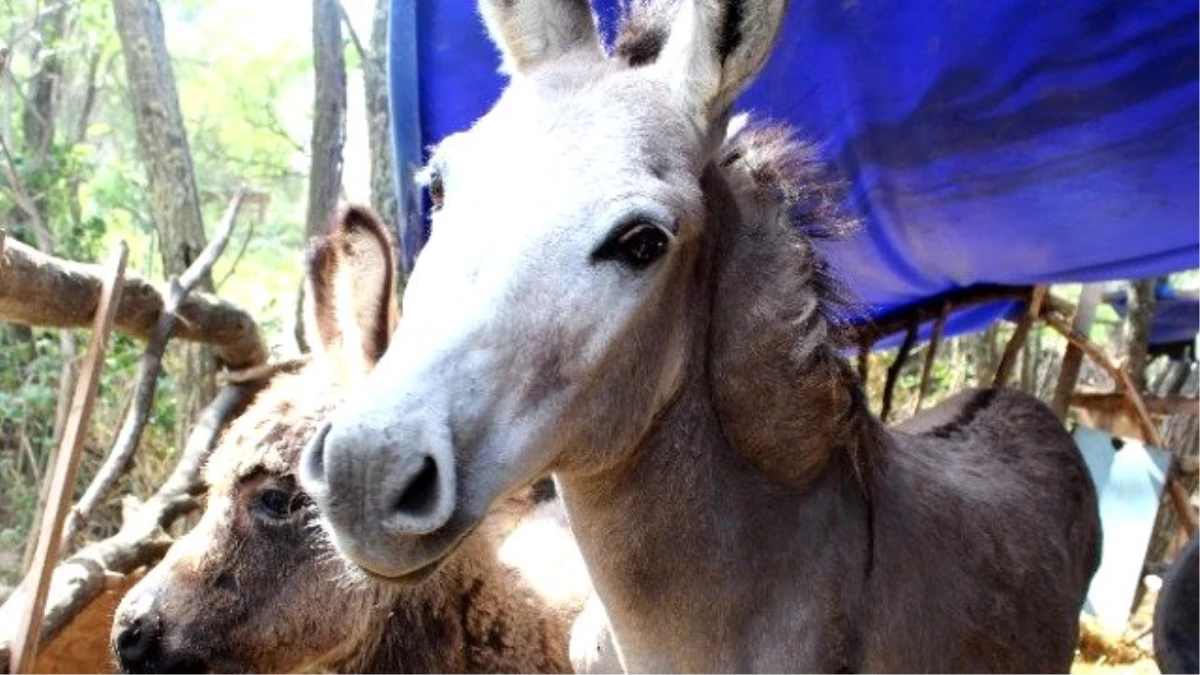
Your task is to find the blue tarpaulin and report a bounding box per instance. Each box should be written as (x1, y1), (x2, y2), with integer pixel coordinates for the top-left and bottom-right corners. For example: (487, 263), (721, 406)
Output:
(1106, 284), (1200, 348)
(388, 0), (1199, 345)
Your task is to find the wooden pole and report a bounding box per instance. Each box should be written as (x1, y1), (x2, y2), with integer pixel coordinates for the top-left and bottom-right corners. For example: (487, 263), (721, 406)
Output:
(1070, 392), (1199, 417)
(881, 318), (918, 423)
(1050, 284), (1102, 417)
(856, 339), (869, 385)
(1044, 311), (1199, 535)
(8, 243), (127, 675)
(915, 301), (951, 413)
(993, 285), (1047, 387)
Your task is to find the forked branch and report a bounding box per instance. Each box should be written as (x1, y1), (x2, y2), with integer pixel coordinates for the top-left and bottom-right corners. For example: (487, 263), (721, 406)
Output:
(62, 187), (248, 548)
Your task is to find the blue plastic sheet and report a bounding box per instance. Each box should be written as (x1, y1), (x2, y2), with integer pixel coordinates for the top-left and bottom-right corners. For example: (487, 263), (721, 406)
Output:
(390, 0), (1199, 342)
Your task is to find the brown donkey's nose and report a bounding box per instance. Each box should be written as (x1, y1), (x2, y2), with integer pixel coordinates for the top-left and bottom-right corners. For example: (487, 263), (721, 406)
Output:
(113, 612), (207, 674)
(113, 613), (160, 673)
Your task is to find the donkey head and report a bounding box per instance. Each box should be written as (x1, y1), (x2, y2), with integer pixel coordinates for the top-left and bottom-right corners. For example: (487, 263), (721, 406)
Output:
(301, 0), (789, 579)
(111, 206), (400, 674)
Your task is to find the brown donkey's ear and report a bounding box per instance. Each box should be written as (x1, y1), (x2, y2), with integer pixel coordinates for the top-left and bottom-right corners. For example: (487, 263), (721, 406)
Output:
(303, 205), (400, 382)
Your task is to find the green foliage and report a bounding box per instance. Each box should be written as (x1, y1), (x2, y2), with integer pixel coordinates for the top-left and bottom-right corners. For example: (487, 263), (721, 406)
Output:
(0, 0), (321, 582)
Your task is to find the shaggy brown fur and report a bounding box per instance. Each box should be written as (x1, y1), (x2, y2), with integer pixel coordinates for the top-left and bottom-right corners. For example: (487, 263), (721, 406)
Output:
(111, 208), (577, 674)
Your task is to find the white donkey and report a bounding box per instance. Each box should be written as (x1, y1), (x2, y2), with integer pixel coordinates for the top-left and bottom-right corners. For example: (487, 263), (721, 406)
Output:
(301, 1), (1101, 671)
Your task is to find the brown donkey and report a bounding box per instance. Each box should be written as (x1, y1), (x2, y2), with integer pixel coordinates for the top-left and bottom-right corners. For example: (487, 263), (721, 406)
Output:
(300, 1), (1102, 671)
(110, 206), (591, 674)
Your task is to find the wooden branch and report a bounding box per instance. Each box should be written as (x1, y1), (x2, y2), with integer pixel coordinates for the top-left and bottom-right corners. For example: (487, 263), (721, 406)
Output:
(0, 384), (255, 670)
(1179, 456), (1199, 476)
(1166, 475), (1199, 536)
(333, 0), (369, 69)
(1050, 284), (1102, 417)
(217, 355), (311, 386)
(180, 186), (246, 293)
(1043, 312), (1199, 535)
(856, 339), (869, 385)
(881, 318), (918, 423)
(1070, 393), (1199, 417)
(855, 283), (1073, 348)
(0, 125), (55, 251)
(993, 285), (1047, 387)
(62, 188), (247, 547)
(915, 301), (950, 412)
(9, 243), (126, 675)
(0, 237), (266, 368)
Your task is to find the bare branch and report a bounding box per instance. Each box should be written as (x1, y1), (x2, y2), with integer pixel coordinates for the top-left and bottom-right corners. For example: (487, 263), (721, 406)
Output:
(1071, 392), (1199, 417)
(333, 0), (368, 68)
(180, 185), (245, 292)
(62, 188), (247, 548)
(0, 237), (267, 368)
(217, 355), (310, 386)
(0, 129), (55, 250)
(215, 206), (256, 292)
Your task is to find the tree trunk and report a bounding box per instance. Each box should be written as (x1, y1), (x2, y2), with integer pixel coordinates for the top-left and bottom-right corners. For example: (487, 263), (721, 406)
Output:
(19, 3), (79, 442)
(1126, 278), (1158, 394)
(1051, 283), (1103, 417)
(1146, 365), (1198, 567)
(111, 0), (216, 451)
(305, 0), (347, 240)
(366, 0), (403, 293)
(296, 0), (348, 350)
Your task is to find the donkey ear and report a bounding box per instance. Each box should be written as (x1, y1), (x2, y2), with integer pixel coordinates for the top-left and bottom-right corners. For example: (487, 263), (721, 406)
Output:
(303, 205), (401, 382)
(479, 0), (604, 75)
(654, 0), (788, 138)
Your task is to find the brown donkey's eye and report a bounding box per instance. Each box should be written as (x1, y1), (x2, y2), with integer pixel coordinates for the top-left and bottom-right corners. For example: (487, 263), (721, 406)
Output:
(598, 221), (670, 269)
(428, 171), (445, 210)
(254, 488), (305, 521)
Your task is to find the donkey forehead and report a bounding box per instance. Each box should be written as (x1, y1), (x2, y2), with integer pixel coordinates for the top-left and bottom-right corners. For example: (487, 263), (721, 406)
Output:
(455, 69), (700, 179)
(203, 373), (336, 492)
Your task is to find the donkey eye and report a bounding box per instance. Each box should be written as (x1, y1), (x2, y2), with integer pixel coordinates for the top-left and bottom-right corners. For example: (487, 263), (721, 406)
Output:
(596, 221), (671, 269)
(254, 488), (304, 521)
(428, 171), (445, 210)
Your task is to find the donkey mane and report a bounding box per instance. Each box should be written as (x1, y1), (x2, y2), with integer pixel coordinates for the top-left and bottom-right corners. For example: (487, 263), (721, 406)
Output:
(717, 121), (862, 341)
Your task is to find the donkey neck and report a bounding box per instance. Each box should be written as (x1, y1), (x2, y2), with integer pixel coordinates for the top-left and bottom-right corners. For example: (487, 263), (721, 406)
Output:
(557, 165), (881, 672)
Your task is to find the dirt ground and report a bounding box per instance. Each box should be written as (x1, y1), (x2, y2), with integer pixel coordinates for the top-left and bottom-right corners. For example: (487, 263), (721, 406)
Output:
(1071, 594), (1161, 675)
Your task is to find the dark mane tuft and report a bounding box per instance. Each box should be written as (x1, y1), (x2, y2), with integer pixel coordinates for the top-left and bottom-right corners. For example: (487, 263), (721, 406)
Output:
(614, 0), (679, 66)
(718, 120), (865, 343)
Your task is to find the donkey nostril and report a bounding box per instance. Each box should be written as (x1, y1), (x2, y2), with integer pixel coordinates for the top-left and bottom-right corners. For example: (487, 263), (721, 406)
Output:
(301, 421), (333, 487)
(392, 456), (440, 518)
(115, 613), (160, 667)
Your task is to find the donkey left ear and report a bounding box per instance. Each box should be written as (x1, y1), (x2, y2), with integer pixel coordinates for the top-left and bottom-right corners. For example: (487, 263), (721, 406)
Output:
(479, 0), (605, 75)
(654, 0), (788, 139)
(303, 205), (401, 383)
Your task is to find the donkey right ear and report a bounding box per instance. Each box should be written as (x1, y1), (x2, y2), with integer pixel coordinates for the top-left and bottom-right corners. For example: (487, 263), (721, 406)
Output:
(654, 0), (788, 140)
(479, 0), (604, 75)
(303, 205), (400, 382)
